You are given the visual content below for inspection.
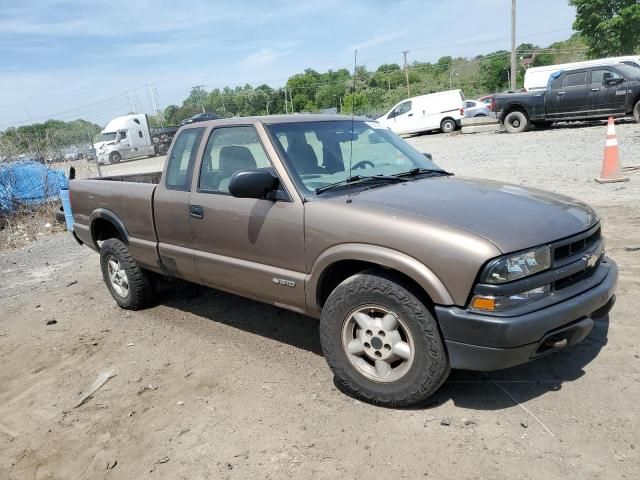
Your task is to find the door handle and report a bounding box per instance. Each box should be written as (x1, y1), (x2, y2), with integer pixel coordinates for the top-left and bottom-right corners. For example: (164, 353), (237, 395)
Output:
(189, 205), (203, 219)
(591, 87), (600, 92)
(557, 91), (566, 96)
(408, 113), (413, 117)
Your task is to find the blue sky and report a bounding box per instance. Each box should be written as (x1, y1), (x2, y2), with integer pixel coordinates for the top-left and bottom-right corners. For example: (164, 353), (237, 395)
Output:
(0, 0), (576, 129)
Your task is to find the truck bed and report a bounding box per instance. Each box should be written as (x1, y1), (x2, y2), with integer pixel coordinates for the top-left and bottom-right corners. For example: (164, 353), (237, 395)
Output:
(70, 176), (159, 269)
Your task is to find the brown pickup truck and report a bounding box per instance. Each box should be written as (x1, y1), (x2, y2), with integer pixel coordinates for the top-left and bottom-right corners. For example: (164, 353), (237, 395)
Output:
(70, 115), (617, 407)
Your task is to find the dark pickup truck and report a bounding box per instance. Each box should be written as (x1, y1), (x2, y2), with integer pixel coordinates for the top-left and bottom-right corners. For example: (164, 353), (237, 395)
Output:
(69, 115), (617, 407)
(496, 63), (640, 132)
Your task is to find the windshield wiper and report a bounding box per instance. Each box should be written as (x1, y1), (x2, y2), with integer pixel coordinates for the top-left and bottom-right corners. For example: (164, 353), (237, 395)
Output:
(315, 174), (407, 194)
(394, 167), (453, 178)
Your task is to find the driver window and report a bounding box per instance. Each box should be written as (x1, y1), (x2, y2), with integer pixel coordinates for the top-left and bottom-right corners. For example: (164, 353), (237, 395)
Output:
(388, 100), (412, 119)
(591, 69), (622, 85)
(119, 131), (127, 140)
(199, 126), (271, 194)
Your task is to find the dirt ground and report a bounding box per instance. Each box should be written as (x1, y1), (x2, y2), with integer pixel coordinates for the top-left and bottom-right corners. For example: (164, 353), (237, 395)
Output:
(1, 121), (639, 479)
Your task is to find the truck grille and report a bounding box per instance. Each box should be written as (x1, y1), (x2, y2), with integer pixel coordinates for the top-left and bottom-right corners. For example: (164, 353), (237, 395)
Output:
(553, 226), (601, 265)
(552, 225), (602, 291)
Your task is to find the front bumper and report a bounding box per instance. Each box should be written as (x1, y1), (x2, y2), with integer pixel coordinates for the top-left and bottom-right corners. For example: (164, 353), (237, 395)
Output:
(435, 257), (618, 371)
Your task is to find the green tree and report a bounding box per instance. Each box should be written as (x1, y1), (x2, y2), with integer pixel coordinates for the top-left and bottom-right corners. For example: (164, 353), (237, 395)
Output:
(570, 0), (640, 56)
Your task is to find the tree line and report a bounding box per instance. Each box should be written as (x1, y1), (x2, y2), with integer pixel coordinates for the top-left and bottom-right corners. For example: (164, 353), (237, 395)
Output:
(159, 35), (590, 125)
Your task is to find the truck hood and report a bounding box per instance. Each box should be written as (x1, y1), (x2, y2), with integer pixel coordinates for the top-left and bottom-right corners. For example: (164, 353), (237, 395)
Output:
(350, 176), (598, 253)
(93, 141), (115, 151)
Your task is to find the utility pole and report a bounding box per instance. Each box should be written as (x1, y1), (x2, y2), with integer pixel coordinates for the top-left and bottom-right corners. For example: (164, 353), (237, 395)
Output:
(402, 50), (410, 96)
(128, 90), (138, 113)
(284, 85), (288, 114)
(510, 0), (517, 91)
(148, 82), (159, 114)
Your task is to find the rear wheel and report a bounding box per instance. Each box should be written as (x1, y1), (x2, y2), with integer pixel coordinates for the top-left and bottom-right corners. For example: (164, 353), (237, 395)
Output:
(503, 110), (530, 133)
(633, 100), (640, 123)
(54, 204), (65, 224)
(109, 151), (121, 164)
(320, 272), (450, 407)
(440, 118), (456, 134)
(100, 238), (156, 310)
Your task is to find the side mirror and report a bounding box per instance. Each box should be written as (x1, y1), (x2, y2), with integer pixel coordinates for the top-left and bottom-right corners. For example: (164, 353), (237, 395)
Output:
(423, 152), (433, 161)
(228, 169), (280, 200)
(605, 77), (623, 86)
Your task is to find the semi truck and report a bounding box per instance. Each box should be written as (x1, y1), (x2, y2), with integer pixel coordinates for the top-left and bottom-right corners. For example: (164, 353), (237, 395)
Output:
(93, 114), (178, 164)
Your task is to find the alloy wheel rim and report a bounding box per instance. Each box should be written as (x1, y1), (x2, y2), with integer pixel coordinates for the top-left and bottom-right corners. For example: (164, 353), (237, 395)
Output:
(107, 256), (129, 298)
(341, 304), (415, 383)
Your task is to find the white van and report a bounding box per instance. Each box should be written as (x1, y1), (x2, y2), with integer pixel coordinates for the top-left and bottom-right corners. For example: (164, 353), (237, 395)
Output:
(524, 55), (640, 91)
(376, 90), (465, 135)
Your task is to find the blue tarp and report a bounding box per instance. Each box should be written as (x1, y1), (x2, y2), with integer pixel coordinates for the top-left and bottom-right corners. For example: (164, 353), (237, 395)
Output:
(0, 161), (68, 214)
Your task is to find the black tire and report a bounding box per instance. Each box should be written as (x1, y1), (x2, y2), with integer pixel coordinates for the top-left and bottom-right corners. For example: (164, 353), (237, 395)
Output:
(633, 100), (640, 123)
(320, 271), (450, 407)
(100, 238), (155, 310)
(157, 143), (169, 156)
(503, 110), (530, 133)
(109, 151), (121, 164)
(54, 205), (65, 224)
(440, 118), (456, 134)
(532, 121), (553, 129)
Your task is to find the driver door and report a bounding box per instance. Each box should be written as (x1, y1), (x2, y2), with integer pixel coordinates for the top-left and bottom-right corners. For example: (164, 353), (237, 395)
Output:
(188, 124), (307, 311)
(117, 130), (132, 159)
(387, 100), (413, 134)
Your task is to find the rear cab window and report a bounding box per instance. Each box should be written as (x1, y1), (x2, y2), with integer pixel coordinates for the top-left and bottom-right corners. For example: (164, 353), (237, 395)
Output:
(562, 72), (587, 87)
(165, 127), (204, 190)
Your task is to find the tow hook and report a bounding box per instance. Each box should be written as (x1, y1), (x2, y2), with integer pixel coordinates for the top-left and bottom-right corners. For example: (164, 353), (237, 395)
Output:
(544, 337), (568, 349)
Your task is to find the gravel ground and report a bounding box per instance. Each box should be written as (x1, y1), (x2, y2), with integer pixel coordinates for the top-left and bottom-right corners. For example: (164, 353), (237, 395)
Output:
(1, 122), (639, 479)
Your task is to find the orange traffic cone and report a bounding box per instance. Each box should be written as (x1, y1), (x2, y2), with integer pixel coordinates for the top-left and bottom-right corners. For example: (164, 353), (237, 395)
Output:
(595, 117), (629, 183)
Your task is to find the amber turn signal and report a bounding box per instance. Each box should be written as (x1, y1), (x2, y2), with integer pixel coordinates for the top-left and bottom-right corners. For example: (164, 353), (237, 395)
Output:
(471, 296), (496, 311)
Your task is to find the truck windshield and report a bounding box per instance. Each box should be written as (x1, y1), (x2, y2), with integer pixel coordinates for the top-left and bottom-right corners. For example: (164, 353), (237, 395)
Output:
(101, 132), (117, 142)
(266, 120), (442, 196)
(615, 63), (640, 79)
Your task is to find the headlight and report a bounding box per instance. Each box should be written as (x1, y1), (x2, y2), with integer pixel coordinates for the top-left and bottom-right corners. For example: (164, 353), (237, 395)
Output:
(483, 246), (551, 284)
(471, 285), (550, 312)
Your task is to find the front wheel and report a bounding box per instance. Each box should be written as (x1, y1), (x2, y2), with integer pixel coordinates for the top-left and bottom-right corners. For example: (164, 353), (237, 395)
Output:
(320, 272), (450, 407)
(109, 151), (122, 164)
(100, 238), (156, 310)
(503, 110), (530, 133)
(440, 118), (456, 133)
(633, 100), (640, 123)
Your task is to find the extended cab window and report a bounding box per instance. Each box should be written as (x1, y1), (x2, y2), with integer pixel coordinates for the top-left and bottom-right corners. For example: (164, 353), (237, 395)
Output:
(165, 127), (204, 191)
(199, 126), (271, 194)
(562, 72), (587, 87)
(388, 101), (412, 119)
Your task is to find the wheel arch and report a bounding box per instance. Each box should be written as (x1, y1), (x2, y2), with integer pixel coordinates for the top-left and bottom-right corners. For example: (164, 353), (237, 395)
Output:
(440, 116), (457, 130)
(90, 208), (129, 248)
(307, 244), (454, 315)
(500, 103), (529, 121)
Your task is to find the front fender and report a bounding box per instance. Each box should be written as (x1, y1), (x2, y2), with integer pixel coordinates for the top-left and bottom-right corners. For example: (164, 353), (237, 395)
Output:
(306, 243), (454, 315)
